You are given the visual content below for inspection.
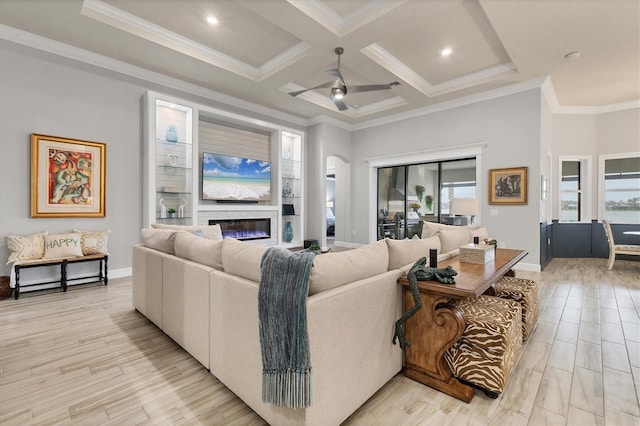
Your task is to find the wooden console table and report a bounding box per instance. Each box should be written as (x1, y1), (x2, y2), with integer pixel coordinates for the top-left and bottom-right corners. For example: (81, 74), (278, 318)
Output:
(398, 248), (527, 402)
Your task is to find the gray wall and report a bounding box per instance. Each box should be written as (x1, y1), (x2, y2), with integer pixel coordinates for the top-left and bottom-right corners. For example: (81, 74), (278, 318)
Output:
(0, 41), (146, 277)
(0, 40), (305, 278)
(351, 90), (543, 266)
(552, 108), (640, 220)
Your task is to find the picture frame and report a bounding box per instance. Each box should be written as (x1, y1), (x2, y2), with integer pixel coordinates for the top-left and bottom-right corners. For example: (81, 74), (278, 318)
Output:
(488, 166), (528, 205)
(31, 134), (106, 218)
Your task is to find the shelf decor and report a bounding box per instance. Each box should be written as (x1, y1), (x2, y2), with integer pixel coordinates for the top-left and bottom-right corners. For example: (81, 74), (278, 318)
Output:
(30, 134), (106, 218)
(489, 166), (528, 205)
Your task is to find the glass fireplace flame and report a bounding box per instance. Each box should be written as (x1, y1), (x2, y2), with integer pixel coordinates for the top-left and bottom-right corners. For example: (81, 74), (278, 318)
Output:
(209, 218), (271, 241)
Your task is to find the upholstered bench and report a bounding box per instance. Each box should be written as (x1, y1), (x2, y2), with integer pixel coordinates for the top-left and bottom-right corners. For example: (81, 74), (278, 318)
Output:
(444, 295), (522, 398)
(494, 276), (539, 341)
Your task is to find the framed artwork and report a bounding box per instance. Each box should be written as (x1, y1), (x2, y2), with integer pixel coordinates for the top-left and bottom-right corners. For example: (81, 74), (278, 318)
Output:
(489, 166), (528, 205)
(31, 134), (106, 218)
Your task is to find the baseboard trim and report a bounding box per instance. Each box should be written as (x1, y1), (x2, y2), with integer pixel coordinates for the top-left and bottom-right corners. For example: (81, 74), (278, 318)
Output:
(513, 262), (541, 273)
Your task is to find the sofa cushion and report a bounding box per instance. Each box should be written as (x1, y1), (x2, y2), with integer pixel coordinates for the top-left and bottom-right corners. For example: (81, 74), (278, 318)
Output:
(387, 236), (441, 270)
(421, 221), (457, 238)
(141, 228), (177, 254)
(43, 233), (83, 259)
(438, 228), (472, 254)
(468, 226), (489, 241)
(222, 237), (266, 282)
(6, 232), (48, 264)
(151, 223), (223, 240)
(174, 231), (223, 270)
(309, 239), (389, 296)
(73, 229), (110, 255)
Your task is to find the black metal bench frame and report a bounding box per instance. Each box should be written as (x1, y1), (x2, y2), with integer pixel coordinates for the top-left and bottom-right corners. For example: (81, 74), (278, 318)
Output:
(14, 254), (108, 299)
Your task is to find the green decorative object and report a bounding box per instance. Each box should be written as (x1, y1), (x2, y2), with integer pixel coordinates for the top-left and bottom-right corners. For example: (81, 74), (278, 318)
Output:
(393, 257), (458, 348)
(284, 220), (294, 242)
(425, 195), (433, 212)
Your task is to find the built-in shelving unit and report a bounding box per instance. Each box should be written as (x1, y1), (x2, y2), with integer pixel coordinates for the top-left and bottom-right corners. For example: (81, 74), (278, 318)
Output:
(144, 95), (194, 227)
(281, 132), (303, 247)
(143, 91), (305, 246)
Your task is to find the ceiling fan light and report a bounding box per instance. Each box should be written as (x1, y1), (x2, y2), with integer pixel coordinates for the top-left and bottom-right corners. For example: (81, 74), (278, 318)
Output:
(331, 87), (345, 100)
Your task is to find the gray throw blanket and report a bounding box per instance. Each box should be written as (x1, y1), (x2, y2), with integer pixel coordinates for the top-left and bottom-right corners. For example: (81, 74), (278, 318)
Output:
(259, 247), (315, 408)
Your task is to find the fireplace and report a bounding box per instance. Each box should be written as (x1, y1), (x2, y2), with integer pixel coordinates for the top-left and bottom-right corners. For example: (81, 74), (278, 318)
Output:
(209, 218), (271, 241)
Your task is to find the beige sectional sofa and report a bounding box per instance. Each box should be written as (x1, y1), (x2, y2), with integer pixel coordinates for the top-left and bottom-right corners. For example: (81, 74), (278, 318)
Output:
(132, 222), (489, 425)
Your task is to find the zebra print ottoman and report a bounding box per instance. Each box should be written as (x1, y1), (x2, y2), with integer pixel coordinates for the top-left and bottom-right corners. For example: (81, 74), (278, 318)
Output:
(444, 295), (522, 398)
(495, 276), (539, 341)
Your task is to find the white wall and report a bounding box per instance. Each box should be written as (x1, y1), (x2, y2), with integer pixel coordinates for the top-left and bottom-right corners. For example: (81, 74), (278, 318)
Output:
(305, 123), (352, 248)
(351, 90), (543, 267)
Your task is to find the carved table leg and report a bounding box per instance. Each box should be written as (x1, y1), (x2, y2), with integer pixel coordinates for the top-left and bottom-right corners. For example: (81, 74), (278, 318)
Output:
(402, 289), (474, 402)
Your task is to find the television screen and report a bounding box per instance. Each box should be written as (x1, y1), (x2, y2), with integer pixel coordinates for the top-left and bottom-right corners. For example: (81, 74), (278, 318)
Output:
(202, 152), (271, 201)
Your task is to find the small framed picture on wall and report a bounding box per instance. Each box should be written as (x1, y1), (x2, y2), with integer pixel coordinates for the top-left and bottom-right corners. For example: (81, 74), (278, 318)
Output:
(488, 166), (528, 205)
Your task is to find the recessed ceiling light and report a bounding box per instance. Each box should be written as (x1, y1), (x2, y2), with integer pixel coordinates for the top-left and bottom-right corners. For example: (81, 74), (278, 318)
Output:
(441, 48), (452, 57)
(206, 16), (218, 25)
(564, 51), (581, 60)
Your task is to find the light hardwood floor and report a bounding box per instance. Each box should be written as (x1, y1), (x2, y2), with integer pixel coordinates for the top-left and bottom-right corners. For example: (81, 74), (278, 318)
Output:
(0, 258), (638, 425)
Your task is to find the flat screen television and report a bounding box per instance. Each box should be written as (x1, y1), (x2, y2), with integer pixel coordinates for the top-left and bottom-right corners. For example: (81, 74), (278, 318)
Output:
(202, 152), (271, 201)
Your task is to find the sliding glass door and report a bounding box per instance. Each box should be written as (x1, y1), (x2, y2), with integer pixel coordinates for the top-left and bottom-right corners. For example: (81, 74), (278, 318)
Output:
(377, 158), (476, 240)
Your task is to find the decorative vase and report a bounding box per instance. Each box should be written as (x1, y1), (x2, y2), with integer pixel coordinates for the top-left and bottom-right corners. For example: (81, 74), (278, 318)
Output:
(168, 211), (177, 219)
(177, 198), (186, 218)
(284, 221), (294, 243)
(159, 198), (167, 219)
(165, 124), (178, 142)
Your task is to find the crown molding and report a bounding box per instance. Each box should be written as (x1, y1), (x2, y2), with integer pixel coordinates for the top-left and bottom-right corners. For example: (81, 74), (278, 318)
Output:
(81, 0), (310, 82)
(352, 77), (548, 131)
(306, 115), (353, 130)
(0, 24), (308, 127)
(286, 0), (406, 37)
(361, 43), (516, 98)
(542, 76), (639, 114)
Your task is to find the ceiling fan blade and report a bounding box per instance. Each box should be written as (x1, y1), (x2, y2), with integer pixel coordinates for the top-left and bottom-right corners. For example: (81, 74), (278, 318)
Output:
(347, 81), (401, 94)
(327, 68), (346, 85)
(289, 81), (335, 97)
(333, 99), (348, 111)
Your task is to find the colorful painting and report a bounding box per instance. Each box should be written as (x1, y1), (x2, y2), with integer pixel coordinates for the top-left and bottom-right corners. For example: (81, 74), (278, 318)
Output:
(31, 134), (106, 217)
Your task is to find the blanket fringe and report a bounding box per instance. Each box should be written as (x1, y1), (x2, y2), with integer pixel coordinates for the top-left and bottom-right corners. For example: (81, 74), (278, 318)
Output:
(262, 368), (312, 409)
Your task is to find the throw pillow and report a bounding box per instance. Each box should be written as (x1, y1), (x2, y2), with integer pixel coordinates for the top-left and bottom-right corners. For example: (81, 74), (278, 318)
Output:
(141, 228), (177, 254)
(151, 223), (223, 240)
(73, 229), (110, 255)
(174, 231), (223, 270)
(386, 236), (442, 270)
(6, 232), (48, 264)
(221, 237), (266, 282)
(43, 233), (83, 259)
(421, 221), (456, 238)
(438, 228), (472, 254)
(468, 226), (489, 241)
(309, 239), (389, 296)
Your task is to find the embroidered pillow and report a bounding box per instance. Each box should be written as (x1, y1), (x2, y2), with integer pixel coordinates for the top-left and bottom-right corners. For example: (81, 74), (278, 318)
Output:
(6, 232), (48, 264)
(43, 233), (83, 259)
(73, 229), (110, 255)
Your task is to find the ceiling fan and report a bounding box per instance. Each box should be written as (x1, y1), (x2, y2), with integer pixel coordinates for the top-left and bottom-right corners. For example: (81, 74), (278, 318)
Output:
(288, 47), (400, 111)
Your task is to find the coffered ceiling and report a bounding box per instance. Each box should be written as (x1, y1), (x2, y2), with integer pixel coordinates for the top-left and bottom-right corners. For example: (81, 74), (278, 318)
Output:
(1, 0), (638, 124)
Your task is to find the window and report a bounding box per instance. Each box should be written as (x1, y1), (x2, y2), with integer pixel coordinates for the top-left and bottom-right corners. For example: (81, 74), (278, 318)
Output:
(559, 157), (591, 222)
(599, 153), (640, 224)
